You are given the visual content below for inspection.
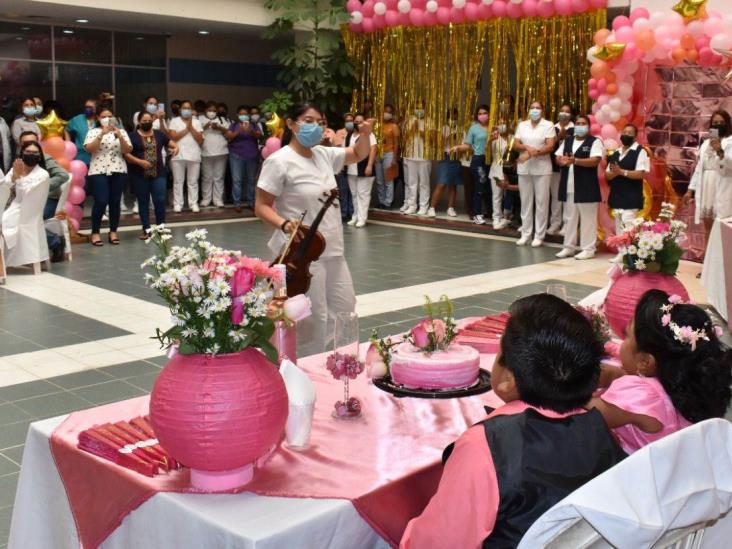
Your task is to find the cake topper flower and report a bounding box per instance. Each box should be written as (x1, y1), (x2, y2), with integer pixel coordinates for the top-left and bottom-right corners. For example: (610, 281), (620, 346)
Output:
(406, 295), (457, 354)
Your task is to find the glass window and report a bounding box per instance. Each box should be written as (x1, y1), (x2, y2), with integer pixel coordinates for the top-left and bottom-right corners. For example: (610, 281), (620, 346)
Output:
(55, 64), (113, 119)
(0, 21), (52, 60)
(54, 26), (112, 64)
(115, 67), (166, 128)
(0, 61), (53, 123)
(115, 32), (166, 67)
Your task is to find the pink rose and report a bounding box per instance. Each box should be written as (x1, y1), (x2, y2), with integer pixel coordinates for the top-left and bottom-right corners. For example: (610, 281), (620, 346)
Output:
(230, 266), (255, 298)
(365, 343), (388, 378)
(283, 294), (312, 323)
(668, 294), (683, 305)
(411, 321), (430, 348)
(661, 314), (671, 326)
(714, 326), (724, 338)
(432, 319), (447, 343)
(231, 298), (245, 325)
(652, 222), (670, 234)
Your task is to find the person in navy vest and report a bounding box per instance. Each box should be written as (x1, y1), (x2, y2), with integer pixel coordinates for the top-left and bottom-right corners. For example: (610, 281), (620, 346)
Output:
(605, 124), (650, 237)
(548, 103), (575, 236)
(555, 114), (605, 260)
(400, 294), (626, 548)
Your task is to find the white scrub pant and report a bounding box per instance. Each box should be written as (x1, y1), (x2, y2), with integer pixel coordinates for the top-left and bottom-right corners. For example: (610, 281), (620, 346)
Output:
(491, 178), (504, 224)
(299, 256), (357, 357)
(518, 173), (552, 240)
(549, 172), (564, 230)
(171, 159), (201, 210)
(200, 155), (227, 206)
(562, 195), (599, 253)
(403, 159), (431, 210)
(347, 174), (375, 224)
(614, 208), (639, 235)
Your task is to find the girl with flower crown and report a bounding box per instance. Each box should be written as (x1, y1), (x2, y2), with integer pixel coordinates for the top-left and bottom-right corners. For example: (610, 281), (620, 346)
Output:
(588, 289), (732, 454)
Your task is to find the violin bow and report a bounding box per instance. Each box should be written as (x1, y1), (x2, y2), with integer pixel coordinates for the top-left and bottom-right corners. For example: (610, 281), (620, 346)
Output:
(275, 211), (306, 266)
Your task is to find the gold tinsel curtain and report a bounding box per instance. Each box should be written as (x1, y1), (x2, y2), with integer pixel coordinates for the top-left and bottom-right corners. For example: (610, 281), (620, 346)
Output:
(343, 12), (606, 160)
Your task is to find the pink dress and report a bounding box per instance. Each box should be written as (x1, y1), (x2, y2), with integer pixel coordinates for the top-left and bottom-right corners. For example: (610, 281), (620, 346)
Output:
(601, 375), (691, 454)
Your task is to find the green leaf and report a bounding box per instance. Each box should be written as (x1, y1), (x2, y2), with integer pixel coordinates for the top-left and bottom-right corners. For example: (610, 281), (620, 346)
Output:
(258, 340), (280, 364)
(178, 341), (197, 355)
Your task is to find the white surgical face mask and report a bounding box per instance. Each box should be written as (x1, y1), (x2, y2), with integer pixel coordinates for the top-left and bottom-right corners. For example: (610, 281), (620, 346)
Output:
(206, 111), (217, 119)
(100, 117), (111, 127)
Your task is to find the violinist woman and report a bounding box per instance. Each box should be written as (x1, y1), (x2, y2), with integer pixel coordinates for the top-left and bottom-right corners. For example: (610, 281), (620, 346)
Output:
(255, 102), (374, 355)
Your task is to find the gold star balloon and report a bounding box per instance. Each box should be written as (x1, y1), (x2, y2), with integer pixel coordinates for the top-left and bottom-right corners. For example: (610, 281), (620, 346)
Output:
(265, 112), (285, 138)
(37, 110), (68, 139)
(594, 43), (626, 62)
(672, 0), (708, 22)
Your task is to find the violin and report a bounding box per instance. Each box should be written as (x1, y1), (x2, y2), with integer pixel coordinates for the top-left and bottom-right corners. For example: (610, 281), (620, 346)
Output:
(272, 188), (340, 297)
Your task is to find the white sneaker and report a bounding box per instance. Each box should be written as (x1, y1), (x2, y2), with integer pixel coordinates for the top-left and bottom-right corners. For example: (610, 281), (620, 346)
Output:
(574, 250), (596, 260)
(355, 221), (366, 228)
(516, 236), (530, 246)
(213, 202), (224, 208)
(404, 206), (418, 215)
(347, 218), (357, 226)
(426, 207), (437, 218)
(447, 207), (457, 217)
(559, 227), (567, 236)
(493, 219), (509, 230)
(555, 248), (575, 258)
(191, 205), (200, 213)
(132, 201), (139, 214)
(173, 206), (182, 213)
(399, 204), (409, 212)
(417, 207), (429, 216)
(531, 238), (544, 248)
(473, 215), (486, 225)
(200, 201), (211, 208)
(546, 225), (561, 236)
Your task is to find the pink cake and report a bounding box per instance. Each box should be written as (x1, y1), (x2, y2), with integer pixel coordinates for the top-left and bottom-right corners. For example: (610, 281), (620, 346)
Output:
(390, 342), (480, 390)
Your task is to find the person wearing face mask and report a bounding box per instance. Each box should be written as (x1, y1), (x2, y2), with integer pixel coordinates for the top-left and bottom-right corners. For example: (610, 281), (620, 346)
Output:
(451, 105), (492, 224)
(429, 108), (462, 218)
(513, 101), (557, 247)
(548, 104), (575, 236)
(1, 141), (52, 268)
(84, 108), (133, 246)
(249, 106), (266, 148)
(345, 113), (378, 227)
(169, 100), (204, 213)
(488, 121), (512, 229)
(132, 96), (167, 133)
(554, 115), (604, 260)
(255, 102), (374, 354)
(199, 101), (229, 208)
(226, 105), (262, 210)
(402, 102), (432, 215)
(684, 110), (732, 246)
(65, 99), (97, 167)
(11, 98), (41, 152)
(374, 104), (400, 209)
(605, 124), (650, 240)
(335, 113), (355, 222)
(125, 112), (179, 238)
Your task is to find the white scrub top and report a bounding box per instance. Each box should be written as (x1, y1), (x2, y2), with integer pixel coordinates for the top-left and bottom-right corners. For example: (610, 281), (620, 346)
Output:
(515, 118), (556, 176)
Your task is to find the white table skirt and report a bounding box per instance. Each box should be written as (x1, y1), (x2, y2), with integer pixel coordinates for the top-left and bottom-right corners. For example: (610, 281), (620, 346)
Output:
(8, 416), (391, 549)
(701, 217), (728, 322)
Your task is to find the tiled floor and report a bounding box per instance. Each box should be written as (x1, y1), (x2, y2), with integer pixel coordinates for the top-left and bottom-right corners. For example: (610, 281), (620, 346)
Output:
(0, 215), (714, 547)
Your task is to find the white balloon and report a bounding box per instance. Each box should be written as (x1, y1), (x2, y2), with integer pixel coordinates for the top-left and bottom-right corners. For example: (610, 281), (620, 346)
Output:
(610, 110), (621, 122)
(350, 10), (364, 23)
(649, 11), (666, 29)
(397, 0), (412, 13)
(482, 0), (494, 4)
(618, 83), (633, 100)
(452, 0), (467, 8)
(609, 97), (622, 110)
(595, 111), (608, 125)
(620, 102), (632, 116)
(374, 1), (387, 14)
(509, 0), (522, 4)
(710, 33), (731, 51)
(426, 0), (438, 11)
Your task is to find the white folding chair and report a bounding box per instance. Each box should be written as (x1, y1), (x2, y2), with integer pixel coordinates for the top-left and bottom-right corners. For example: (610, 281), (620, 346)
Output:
(519, 418), (732, 549)
(45, 174), (73, 261)
(0, 183), (10, 284)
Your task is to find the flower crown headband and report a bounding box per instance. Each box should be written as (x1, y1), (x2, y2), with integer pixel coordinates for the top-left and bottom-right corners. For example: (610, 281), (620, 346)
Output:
(659, 294), (723, 351)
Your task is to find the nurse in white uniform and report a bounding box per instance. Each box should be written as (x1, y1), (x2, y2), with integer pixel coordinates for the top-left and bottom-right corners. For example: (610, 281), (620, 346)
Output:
(255, 102), (374, 355)
(513, 101), (556, 247)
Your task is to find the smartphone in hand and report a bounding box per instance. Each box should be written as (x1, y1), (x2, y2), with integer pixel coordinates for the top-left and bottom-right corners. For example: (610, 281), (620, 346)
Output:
(710, 128), (719, 139)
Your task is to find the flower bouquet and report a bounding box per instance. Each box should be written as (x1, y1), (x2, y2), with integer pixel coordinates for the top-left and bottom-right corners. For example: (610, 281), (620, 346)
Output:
(606, 202), (687, 276)
(405, 295), (458, 353)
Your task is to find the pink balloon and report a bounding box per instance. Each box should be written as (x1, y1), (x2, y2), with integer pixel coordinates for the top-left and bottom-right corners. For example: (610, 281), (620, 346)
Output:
(612, 15), (630, 30)
(68, 185), (86, 205)
(398, 11), (411, 24)
(69, 217), (80, 232)
(409, 8), (425, 25)
(69, 159), (88, 182)
(450, 6), (465, 23)
(537, 0), (555, 17)
(601, 123), (618, 140)
(372, 13), (386, 28)
(629, 7), (650, 23)
(554, 0), (572, 16)
(597, 78), (607, 93)
(464, 2), (480, 20)
(590, 123), (602, 136)
(347, 0), (362, 12)
(362, 16), (375, 31)
(589, 0), (606, 8)
(695, 36), (710, 50)
(70, 205), (83, 221)
(572, 0), (588, 13)
(386, 0), (398, 8)
(492, 0), (507, 17)
(362, 0), (375, 16)
(63, 141), (77, 161)
(64, 200), (74, 216)
(589, 89), (600, 100)
(348, 22), (363, 32)
(478, 3), (493, 19)
(506, 2), (522, 18)
(412, 0), (426, 8)
(522, 0), (538, 17)
(436, 6), (451, 24)
(588, 77), (597, 88)
(385, 9), (399, 25)
(423, 9), (437, 24)
(704, 16), (724, 38)
(615, 26), (634, 44)
(622, 42), (639, 61)
(687, 20), (705, 39)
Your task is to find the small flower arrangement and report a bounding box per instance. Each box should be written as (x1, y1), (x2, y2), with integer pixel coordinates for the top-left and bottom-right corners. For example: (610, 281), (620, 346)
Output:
(606, 202), (687, 275)
(365, 330), (399, 379)
(141, 225), (283, 361)
(406, 295), (457, 353)
(326, 352), (365, 380)
(576, 304), (612, 346)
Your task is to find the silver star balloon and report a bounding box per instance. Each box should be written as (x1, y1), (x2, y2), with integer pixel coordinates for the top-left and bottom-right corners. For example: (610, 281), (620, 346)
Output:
(712, 48), (732, 83)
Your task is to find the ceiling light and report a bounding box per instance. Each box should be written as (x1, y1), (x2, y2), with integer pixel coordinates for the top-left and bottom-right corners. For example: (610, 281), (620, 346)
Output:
(62, 29), (74, 34)
(197, 30), (209, 35)
(75, 19), (89, 23)
(135, 36), (144, 40)
(21, 26), (31, 31)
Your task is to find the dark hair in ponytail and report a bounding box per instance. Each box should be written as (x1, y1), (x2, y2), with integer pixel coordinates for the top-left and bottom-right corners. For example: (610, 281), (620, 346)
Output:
(281, 102), (322, 147)
(634, 289), (732, 423)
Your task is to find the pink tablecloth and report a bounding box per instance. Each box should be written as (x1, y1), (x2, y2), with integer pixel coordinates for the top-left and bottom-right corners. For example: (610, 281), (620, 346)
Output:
(50, 350), (502, 549)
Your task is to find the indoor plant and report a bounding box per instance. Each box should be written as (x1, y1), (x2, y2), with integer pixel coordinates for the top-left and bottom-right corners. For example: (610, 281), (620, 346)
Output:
(142, 226), (288, 491)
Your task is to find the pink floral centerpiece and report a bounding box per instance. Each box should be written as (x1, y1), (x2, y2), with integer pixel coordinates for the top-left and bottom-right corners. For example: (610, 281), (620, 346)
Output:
(604, 203), (690, 337)
(142, 225), (289, 491)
